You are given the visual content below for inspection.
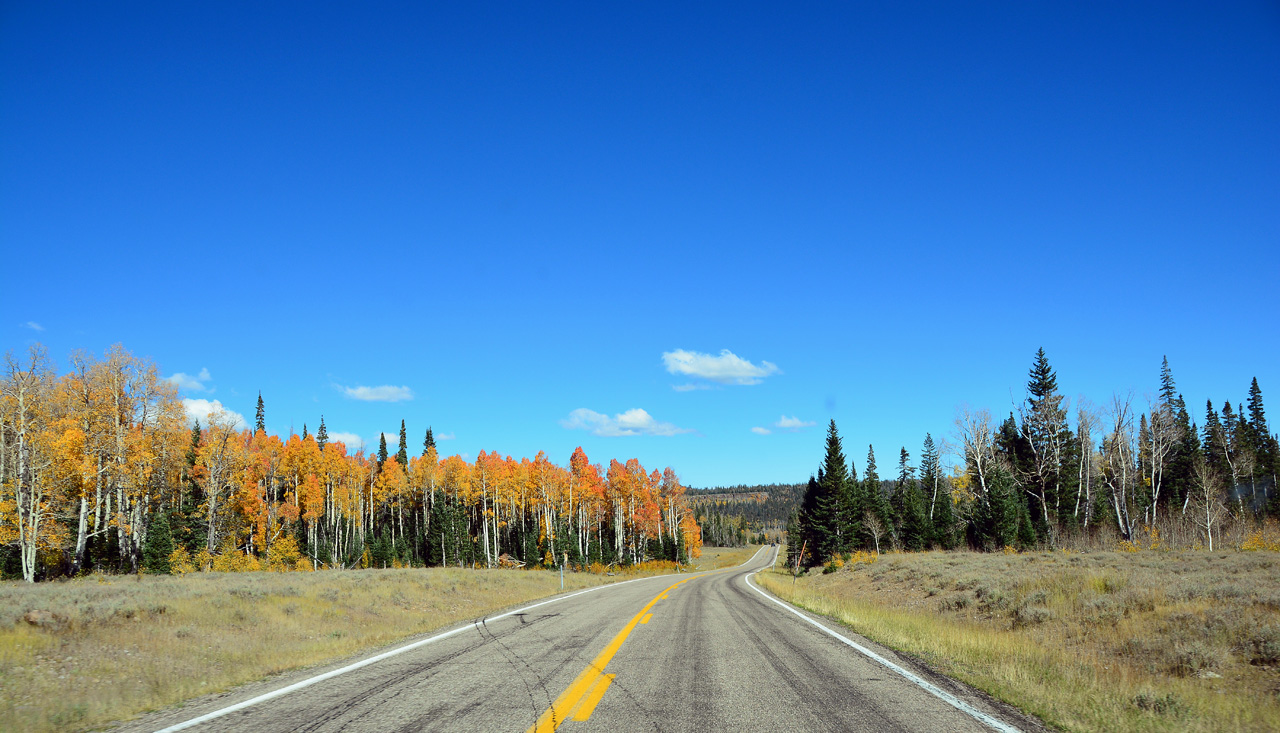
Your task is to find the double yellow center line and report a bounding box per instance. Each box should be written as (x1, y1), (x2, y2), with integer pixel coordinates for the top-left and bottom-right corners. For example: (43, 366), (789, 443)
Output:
(525, 575), (696, 732)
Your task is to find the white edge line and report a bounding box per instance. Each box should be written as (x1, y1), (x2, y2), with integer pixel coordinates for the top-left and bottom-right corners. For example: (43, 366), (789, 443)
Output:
(155, 547), (769, 732)
(745, 548), (1020, 733)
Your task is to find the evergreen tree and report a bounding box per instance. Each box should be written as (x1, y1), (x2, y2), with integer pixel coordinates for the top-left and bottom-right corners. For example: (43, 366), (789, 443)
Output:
(785, 510), (802, 568)
(818, 420), (852, 553)
(1164, 383), (1197, 512)
(254, 392), (265, 436)
(894, 447), (929, 551)
(301, 423), (308, 440)
(423, 426), (436, 456)
(799, 474), (833, 566)
(316, 416), (329, 452)
(377, 433), (389, 468)
(1022, 348), (1068, 534)
(1247, 378), (1269, 446)
(396, 419), (409, 470)
(1203, 400), (1229, 478)
(143, 512), (175, 574)
(863, 445), (892, 546)
(1159, 356), (1179, 407)
(177, 421), (205, 554)
(920, 433), (955, 548)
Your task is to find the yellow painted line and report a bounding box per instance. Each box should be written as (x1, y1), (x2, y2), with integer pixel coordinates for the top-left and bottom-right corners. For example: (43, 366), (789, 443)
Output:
(571, 673), (615, 721)
(526, 576), (698, 733)
(640, 613), (653, 624)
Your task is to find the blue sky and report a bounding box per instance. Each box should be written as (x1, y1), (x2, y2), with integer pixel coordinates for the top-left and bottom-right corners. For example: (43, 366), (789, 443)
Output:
(3, 2), (1277, 486)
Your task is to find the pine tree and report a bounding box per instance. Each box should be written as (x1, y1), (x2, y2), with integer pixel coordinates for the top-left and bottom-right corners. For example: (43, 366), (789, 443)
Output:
(179, 421), (204, 553)
(424, 427), (436, 456)
(143, 512), (175, 574)
(799, 474), (832, 565)
(1247, 378), (1269, 442)
(1022, 347), (1068, 534)
(785, 510), (802, 568)
(818, 420), (852, 554)
(316, 416), (329, 452)
(377, 433), (388, 468)
(894, 447), (929, 551)
(1167, 392), (1196, 512)
(1159, 356), (1179, 407)
(1203, 400), (1228, 478)
(863, 445), (892, 546)
(254, 392), (265, 436)
(301, 423), (308, 440)
(396, 420), (409, 470)
(921, 433), (954, 548)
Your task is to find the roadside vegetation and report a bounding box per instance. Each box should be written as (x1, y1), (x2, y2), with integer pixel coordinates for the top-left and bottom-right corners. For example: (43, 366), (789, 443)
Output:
(0, 546), (756, 733)
(759, 543), (1280, 732)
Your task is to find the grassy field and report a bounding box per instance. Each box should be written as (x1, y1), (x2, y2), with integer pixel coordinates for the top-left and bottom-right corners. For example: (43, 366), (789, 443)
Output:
(0, 546), (757, 733)
(757, 548), (1280, 732)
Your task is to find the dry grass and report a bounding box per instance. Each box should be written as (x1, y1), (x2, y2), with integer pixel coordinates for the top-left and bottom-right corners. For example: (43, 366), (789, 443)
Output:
(759, 548), (1280, 732)
(0, 546), (758, 733)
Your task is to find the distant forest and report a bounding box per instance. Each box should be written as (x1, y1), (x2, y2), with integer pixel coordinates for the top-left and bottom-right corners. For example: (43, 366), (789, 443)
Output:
(689, 483), (803, 546)
(790, 350), (1278, 567)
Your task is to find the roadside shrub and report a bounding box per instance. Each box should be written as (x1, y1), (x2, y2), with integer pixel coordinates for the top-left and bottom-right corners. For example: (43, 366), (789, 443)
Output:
(1169, 641), (1220, 677)
(1134, 691), (1183, 715)
(1246, 624), (1280, 665)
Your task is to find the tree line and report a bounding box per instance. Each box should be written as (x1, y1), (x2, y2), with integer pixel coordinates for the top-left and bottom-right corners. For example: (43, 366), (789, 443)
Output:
(792, 349), (1278, 567)
(690, 483), (802, 546)
(0, 344), (702, 582)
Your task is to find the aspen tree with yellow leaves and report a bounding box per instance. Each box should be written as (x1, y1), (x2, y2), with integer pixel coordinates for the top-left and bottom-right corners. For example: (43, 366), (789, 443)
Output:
(0, 342), (701, 580)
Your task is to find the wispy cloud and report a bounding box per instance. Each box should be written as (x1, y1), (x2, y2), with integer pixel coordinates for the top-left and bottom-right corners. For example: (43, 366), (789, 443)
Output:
(561, 408), (692, 437)
(181, 398), (245, 428)
(437, 432), (456, 441)
(21, 321), (45, 332)
(751, 426), (772, 435)
(325, 432), (364, 449)
(662, 349), (779, 386)
(672, 383), (712, 392)
(775, 415), (816, 431)
(166, 367), (212, 393)
(340, 384), (414, 402)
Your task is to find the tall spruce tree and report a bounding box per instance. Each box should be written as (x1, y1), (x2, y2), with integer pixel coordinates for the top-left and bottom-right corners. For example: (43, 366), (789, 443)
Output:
(423, 426), (436, 456)
(1022, 347), (1068, 534)
(377, 433), (389, 468)
(818, 420), (852, 554)
(863, 445), (892, 547)
(316, 416), (329, 452)
(1203, 400), (1228, 478)
(894, 447), (929, 550)
(143, 512), (175, 574)
(921, 433), (955, 549)
(254, 392), (266, 436)
(1159, 356), (1179, 407)
(396, 420), (409, 469)
(301, 423), (308, 440)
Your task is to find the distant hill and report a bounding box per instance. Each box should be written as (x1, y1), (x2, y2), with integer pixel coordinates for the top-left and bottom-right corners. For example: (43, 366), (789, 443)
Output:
(688, 483), (804, 545)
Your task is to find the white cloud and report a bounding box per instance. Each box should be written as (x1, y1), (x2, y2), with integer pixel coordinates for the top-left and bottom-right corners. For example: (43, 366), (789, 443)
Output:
(662, 349), (779, 386)
(561, 408), (692, 437)
(378, 431), (402, 448)
(182, 398), (245, 428)
(775, 415), (816, 430)
(437, 432), (456, 441)
(341, 384), (414, 402)
(22, 321), (44, 332)
(166, 367), (212, 392)
(672, 383), (712, 392)
(324, 432), (364, 450)
(751, 426), (772, 435)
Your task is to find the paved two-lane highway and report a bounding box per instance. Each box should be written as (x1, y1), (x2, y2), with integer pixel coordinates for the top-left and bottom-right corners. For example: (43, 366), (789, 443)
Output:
(125, 548), (1040, 732)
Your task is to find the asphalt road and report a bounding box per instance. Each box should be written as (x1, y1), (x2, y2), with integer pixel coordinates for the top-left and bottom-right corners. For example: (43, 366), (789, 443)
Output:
(124, 548), (1041, 732)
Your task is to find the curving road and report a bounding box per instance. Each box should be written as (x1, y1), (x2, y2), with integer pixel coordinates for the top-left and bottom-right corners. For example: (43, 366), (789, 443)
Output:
(124, 548), (1041, 732)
